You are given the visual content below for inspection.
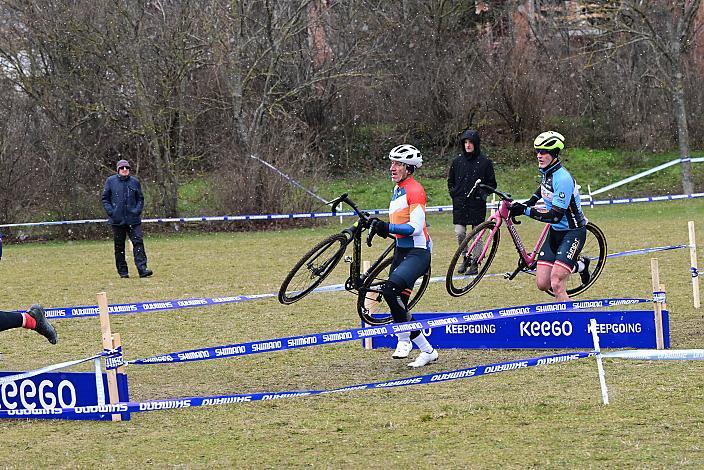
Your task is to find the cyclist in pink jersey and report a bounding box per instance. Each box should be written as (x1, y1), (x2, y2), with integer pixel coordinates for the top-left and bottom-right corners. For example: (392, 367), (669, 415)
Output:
(367, 144), (437, 368)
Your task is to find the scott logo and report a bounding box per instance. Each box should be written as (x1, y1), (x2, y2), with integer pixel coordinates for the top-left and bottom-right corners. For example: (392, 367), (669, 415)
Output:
(520, 321), (573, 337)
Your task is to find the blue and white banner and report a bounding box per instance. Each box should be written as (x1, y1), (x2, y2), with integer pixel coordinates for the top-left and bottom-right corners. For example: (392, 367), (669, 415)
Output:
(367, 310), (669, 350)
(129, 298), (649, 365)
(43, 293), (276, 319)
(0, 351), (592, 419)
(0, 371), (130, 421)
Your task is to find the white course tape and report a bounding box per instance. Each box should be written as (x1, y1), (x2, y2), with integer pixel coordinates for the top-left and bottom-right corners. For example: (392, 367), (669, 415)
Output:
(603, 349), (704, 360)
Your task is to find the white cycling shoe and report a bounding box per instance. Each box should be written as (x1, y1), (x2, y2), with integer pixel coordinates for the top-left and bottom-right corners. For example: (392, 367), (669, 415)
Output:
(407, 349), (438, 368)
(392, 340), (413, 359)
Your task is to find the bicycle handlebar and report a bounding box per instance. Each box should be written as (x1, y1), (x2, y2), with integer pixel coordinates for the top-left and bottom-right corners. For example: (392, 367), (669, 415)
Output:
(467, 179), (512, 201)
(329, 193), (368, 220)
(328, 193), (381, 247)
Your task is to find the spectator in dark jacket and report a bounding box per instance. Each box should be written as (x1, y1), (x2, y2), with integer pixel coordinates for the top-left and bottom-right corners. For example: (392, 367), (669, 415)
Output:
(102, 159), (153, 279)
(447, 129), (496, 274)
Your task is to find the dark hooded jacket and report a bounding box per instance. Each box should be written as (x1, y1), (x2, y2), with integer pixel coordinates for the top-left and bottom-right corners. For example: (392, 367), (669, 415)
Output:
(447, 129), (497, 225)
(101, 174), (144, 226)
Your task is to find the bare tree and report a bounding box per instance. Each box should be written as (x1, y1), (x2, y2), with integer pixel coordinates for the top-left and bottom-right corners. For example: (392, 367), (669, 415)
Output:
(589, 0), (702, 194)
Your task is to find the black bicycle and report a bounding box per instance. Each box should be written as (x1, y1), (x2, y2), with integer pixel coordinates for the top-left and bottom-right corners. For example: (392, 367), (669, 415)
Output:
(278, 193), (431, 325)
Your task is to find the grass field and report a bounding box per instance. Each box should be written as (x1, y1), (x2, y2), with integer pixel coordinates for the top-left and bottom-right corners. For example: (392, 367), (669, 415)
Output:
(1, 199), (703, 468)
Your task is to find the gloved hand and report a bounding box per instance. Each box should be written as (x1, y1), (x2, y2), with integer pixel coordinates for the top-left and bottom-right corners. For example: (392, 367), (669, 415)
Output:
(368, 217), (390, 238)
(509, 202), (527, 219)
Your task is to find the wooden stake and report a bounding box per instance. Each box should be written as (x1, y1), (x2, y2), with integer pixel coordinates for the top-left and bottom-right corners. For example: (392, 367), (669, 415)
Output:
(650, 259), (665, 350)
(97, 292), (122, 421)
(689, 221), (700, 308)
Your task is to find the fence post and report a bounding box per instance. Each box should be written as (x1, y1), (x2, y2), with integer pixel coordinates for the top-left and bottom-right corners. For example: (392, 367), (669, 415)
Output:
(689, 221), (700, 308)
(650, 259), (665, 349)
(97, 292), (122, 421)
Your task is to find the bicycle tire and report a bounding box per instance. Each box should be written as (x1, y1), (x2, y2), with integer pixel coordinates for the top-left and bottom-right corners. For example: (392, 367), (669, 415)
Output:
(278, 233), (348, 304)
(356, 257), (431, 325)
(557, 221), (607, 297)
(445, 220), (500, 297)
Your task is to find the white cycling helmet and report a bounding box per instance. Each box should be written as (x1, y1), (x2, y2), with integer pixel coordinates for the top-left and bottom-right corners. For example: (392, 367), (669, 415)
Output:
(388, 144), (423, 168)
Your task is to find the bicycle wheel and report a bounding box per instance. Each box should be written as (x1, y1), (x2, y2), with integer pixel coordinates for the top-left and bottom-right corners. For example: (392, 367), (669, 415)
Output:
(446, 220), (500, 297)
(278, 233), (348, 304)
(356, 257), (431, 325)
(559, 222), (607, 297)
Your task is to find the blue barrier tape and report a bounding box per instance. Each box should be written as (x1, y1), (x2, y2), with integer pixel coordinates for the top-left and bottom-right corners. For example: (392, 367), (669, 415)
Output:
(43, 293), (276, 319)
(104, 346), (125, 371)
(692, 267), (699, 278)
(653, 291), (666, 303)
(128, 298), (648, 365)
(603, 349), (704, 360)
(0, 351), (593, 418)
(35, 237), (679, 319)
(2, 192), (703, 229)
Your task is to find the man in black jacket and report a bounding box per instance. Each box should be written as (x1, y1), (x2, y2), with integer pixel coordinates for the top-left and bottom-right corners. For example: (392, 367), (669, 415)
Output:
(447, 129), (496, 274)
(102, 159), (153, 279)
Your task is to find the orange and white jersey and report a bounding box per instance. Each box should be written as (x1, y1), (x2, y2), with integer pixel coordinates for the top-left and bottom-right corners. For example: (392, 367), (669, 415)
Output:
(388, 176), (432, 251)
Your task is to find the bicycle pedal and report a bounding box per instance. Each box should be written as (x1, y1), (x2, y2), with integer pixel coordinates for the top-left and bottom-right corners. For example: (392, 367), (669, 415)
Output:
(344, 256), (353, 263)
(503, 272), (511, 279)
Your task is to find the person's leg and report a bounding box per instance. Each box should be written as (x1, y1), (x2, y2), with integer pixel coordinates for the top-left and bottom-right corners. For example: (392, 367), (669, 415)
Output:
(385, 249), (436, 367)
(454, 224), (472, 273)
(0, 311), (23, 332)
(467, 223), (483, 275)
(551, 227), (587, 302)
(454, 224), (466, 246)
(112, 225), (129, 277)
(128, 224), (152, 277)
(0, 307), (57, 344)
(536, 230), (558, 294)
(536, 263), (553, 293)
(550, 266), (572, 302)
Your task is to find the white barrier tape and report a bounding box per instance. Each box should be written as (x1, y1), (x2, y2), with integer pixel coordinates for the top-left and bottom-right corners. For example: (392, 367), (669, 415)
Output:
(2, 192), (704, 229)
(0, 352), (105, 385)
(602, 349), (704, 360)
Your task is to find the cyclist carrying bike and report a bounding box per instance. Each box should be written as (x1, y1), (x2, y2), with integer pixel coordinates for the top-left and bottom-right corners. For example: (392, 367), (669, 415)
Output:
(509, 131), (591, 301)
(367, 144), (437, 368)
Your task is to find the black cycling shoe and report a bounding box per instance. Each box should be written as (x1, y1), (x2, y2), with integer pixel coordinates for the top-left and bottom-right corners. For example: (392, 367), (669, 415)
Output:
(119, 273), (129, 279)
(139, 269), (153, 278)
(466, 262), (479, 276)
(28, 304), (58, 345)
(579, 257), (591, 285)
(457, 255), (470, 274)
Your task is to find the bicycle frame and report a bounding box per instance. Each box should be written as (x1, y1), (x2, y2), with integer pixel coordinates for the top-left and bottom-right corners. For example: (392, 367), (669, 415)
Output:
(341, 219), (395, 293)
(328, 193), (395, 293)
(466, 191), (550, 276)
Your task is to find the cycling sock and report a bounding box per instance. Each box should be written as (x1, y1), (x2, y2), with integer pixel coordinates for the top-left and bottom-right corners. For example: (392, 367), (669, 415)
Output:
(412, 333), (433, 353)
(23, 312), (37, 330)
(396, 332), (411, 342)
(573, 259), (586, 273)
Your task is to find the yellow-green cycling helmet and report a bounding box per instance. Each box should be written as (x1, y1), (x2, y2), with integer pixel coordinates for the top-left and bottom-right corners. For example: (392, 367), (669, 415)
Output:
(533, 131), (565, 152)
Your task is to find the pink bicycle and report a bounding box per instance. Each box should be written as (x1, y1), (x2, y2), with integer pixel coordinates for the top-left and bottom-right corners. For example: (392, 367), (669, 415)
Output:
(445, 181), (607, 297)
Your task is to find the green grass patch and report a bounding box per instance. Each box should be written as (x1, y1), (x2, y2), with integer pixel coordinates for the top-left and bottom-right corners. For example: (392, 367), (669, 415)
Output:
(0, 200), (703, 467)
